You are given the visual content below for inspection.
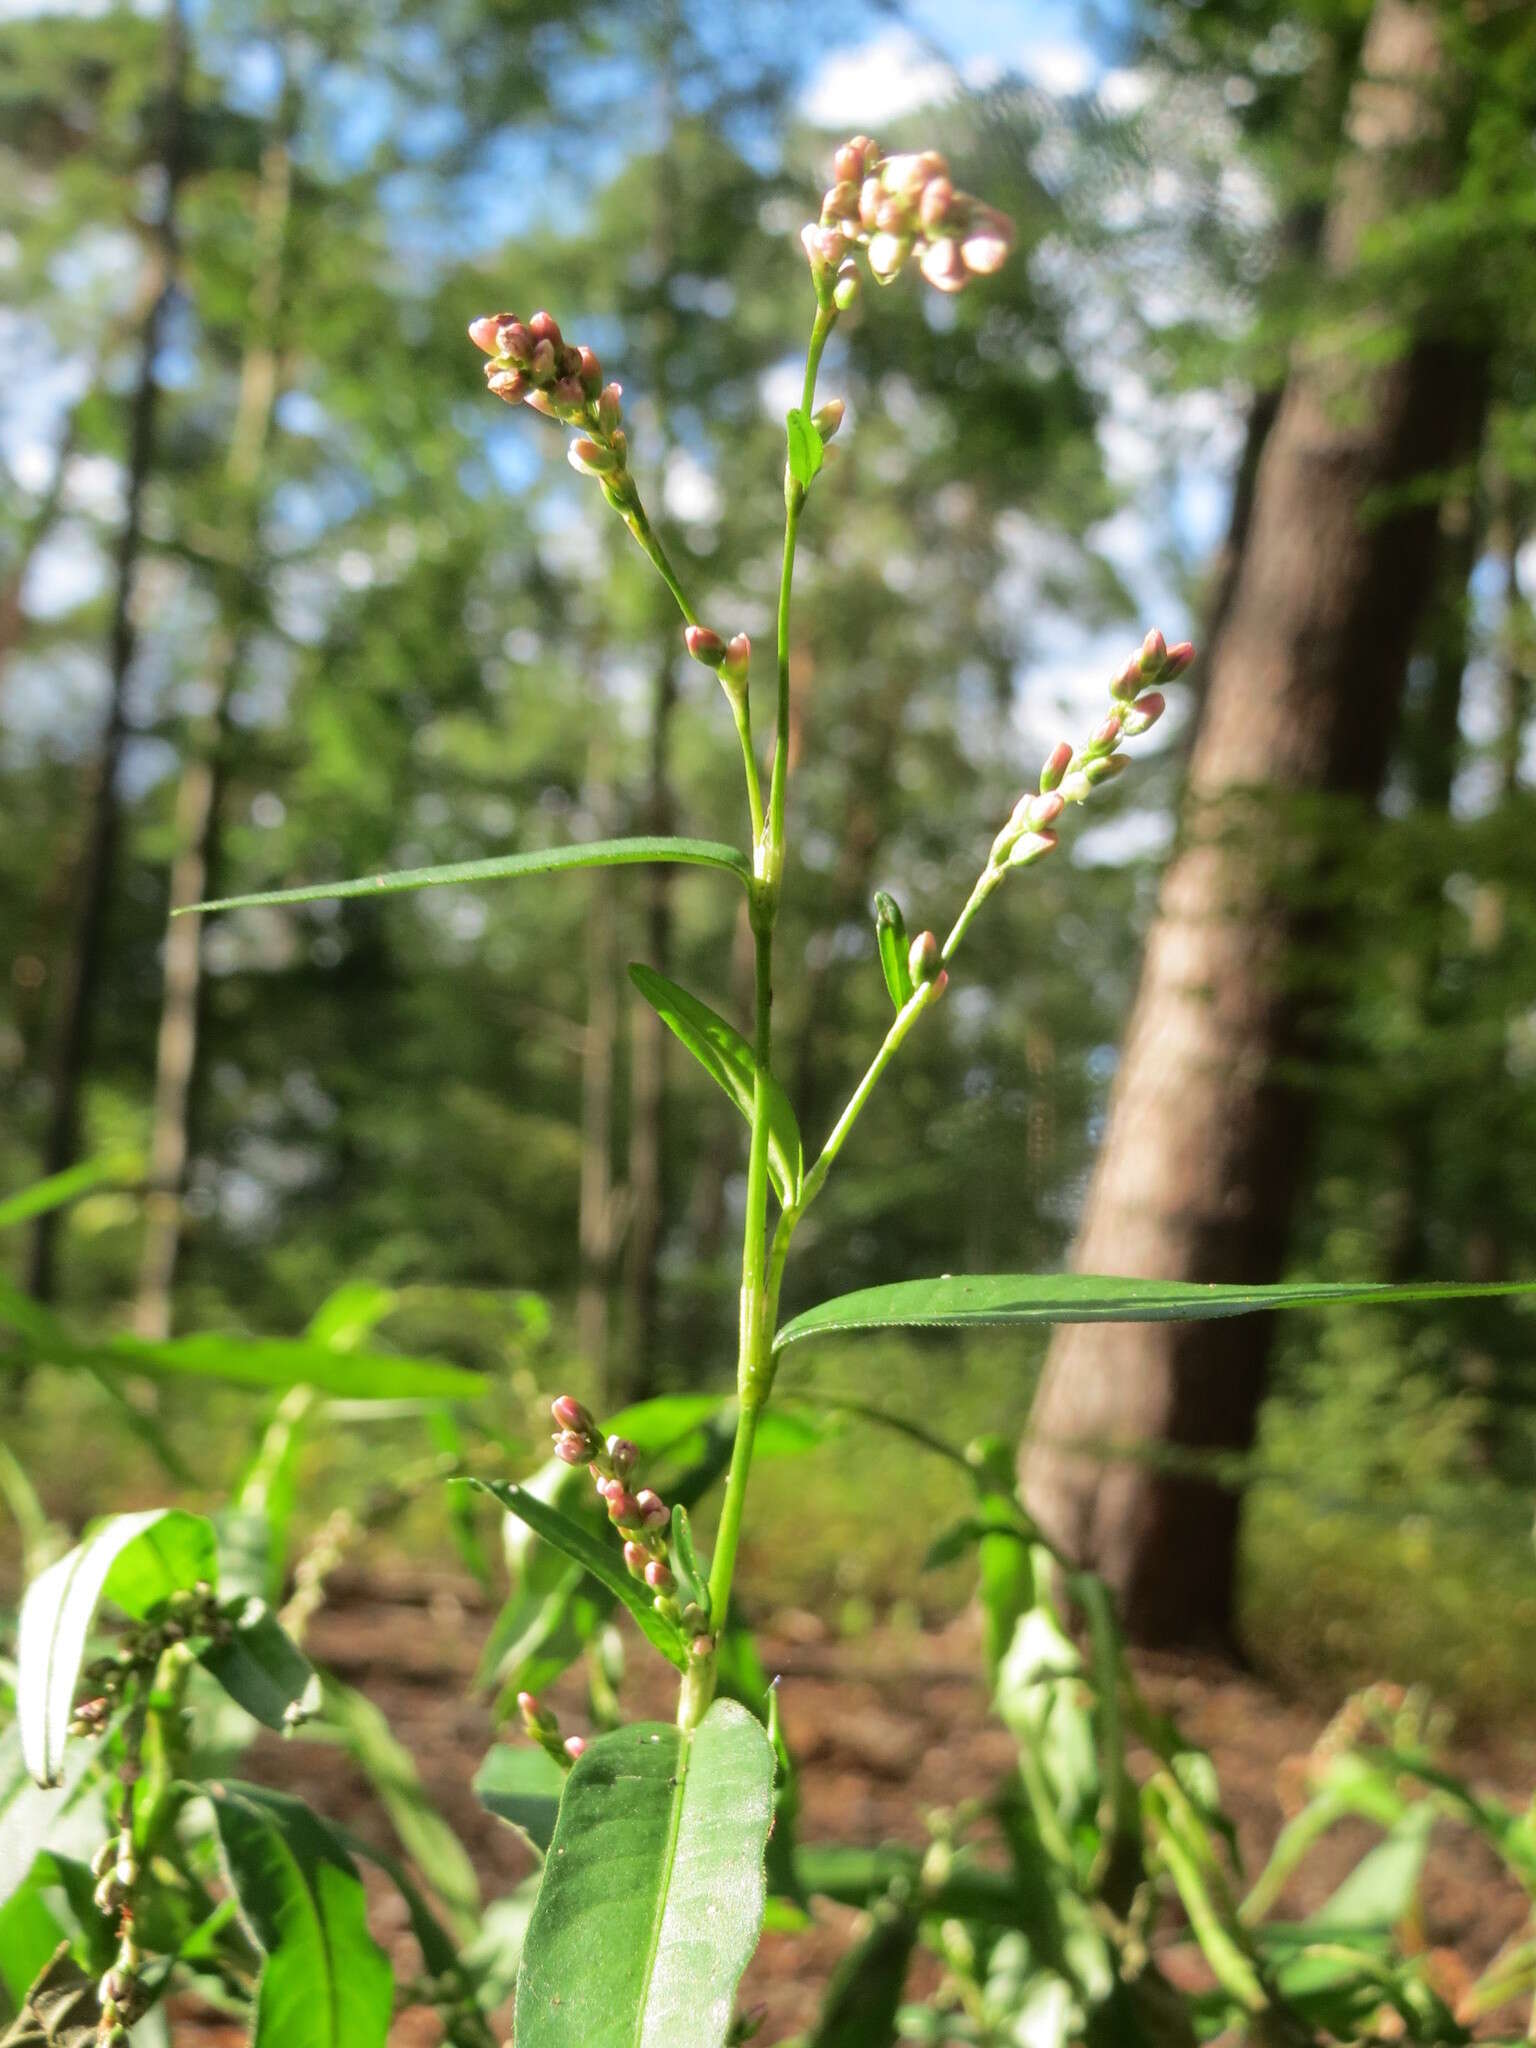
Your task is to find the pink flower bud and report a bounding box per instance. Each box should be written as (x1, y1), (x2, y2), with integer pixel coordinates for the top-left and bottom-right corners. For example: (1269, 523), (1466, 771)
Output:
(875, 194), (908, 235)
(1084, 753), (1128, 786)
(644, 1558), (674, 1592)
(1088, 710), (1123, 755)
(1122, 691), (1165, 737)
(1059, 769), (1091, 803)
(833, 264), (861, 311)
(523, 389), (555, 418)
(468, 313), (511, 355)
(577, 346), (603, 397)
(859, 176), (883, 230)
(553, 1430), (588, 1465)
(832, 140), (868, 187)
(606, 1488), (641, 1524)
(1007, 829), (1059, 868)
(1162, 640), (1195, 679)
(597, 1474), (623, 1501)
(961, 210), (1014, 275)
(882, 152), (925, 202)
(931, 969), (949, 1000)
(636, 1489), (669, 1529)
(528, 309), (562, 345)
(497, 319), (533, 364)
(1139, 628), (1167, 674)
(689, 1633), (714, 1662)
(597, 383), (623, 433)
(552, 1395), (593, 1432)
(721, 632), (751, 684)
(517, 1691), (541, 1721)
(867, 232), (908, 282)
(486, 367), (526, 402)
(812, 398), (845, 442)
(908, 930), (940, 986)
(1026, 790), (1065, 831)
(822, 180), (860, 224)
(1110, 653), (1144, 702)
(623, 1539), (649, 1575)
(919, 238), (967, 293)
(684, 625), (726, 667)
(563, 1735), (587, 1761)
(1039, 740), (1074, 792)
(919, 177), (955, 230)
(606, 1434), (638, 1476)
(528, 338), (555, 381)
(568, 438), (617, 477)
(551, 374), (587, 409)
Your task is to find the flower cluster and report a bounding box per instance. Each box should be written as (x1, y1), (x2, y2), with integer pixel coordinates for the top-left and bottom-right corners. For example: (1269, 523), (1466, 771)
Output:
(549, 1395), (711, 1649)
(467, 310), (635, 508)
(516, 1688), (587, 1766)
(803, 136), (1016, 298)
(990, 629), (1192, 871)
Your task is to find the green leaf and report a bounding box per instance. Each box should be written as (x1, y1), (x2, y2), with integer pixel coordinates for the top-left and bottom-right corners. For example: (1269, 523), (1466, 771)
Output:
(198, 1599), (321, 1734)
(464, 1480), (687, 1669)
(208, 1783), (392, 2048)
(628, 964), (802, 1204)
(774, 1271), (1536, 1350)
(17, 1510), (217, 1786)
(872, 893), (913, 1012)
(513, 1700), (775, 2048)
(473, 1744), (567, 1855)
(670, 1505), (709, 1619)
(178, 835), (751, 916)
(806, 1901), (919, 2047)
(0, 1728), (104, 1910)
(0, 1277), (484, 1402)
(785, 408), (825, 488)
(314, 1677), (480, 1936)
(1304, 1807), (1435, 1938)
(0, 1158), (136, 1234)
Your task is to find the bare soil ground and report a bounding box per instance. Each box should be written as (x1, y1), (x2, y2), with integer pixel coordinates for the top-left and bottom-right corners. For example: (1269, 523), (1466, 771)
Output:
(168, 1570), (1536, 2043)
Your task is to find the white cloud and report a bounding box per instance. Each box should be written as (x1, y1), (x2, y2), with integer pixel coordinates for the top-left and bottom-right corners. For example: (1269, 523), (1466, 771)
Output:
(801, 30), (958, 129)
(1018, 41), (1096, 98)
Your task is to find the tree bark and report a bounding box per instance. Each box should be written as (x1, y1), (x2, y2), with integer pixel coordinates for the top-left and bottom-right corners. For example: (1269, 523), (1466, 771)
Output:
(1021, 0), (1489, 1646)
(26, 0), (188, 1303)
(132, 102), (293, 1339)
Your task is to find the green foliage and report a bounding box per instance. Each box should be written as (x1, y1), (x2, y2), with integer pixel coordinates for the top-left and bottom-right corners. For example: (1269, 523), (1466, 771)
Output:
(513, 1703), (774, 2048)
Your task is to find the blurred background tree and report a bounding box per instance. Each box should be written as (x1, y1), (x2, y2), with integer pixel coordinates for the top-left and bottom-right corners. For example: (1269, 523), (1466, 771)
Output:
(3, 0), (1534, 1698)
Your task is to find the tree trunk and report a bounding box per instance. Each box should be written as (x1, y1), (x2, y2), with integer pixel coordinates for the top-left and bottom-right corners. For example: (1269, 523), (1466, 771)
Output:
(1021, 0), (1489, 1646)
(26, 0), (187, 1304)
(132, 106), (292, 1339)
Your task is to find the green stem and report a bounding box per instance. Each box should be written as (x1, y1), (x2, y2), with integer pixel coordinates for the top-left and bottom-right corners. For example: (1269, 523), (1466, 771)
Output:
(619, 496), (700, 628)
(766, 304), (835, 874)
(942, 867), (1004, 963)
(731, 698), (766, 851)
(693, 303), (836, 1676)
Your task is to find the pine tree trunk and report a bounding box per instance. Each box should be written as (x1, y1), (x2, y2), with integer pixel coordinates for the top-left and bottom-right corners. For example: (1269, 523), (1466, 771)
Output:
(133, 110), (292, 1339)
(26, 0), (187, 1304)
(1021, 0), (1489, 1646)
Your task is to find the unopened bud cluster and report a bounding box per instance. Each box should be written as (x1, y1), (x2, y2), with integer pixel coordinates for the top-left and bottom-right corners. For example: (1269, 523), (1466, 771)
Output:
(803, 136), (1015, 300)
(68, 1582), (226, 1743)
(467, 311), (635, 512)
(89, 1820), (148, 2040)
(516, 1688), (587, 1767)
(989, 629), (1190, 870)
(550, 1395), (712, 1650)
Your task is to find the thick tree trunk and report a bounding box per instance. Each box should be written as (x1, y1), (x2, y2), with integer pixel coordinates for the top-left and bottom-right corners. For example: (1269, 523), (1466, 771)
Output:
(133, 112), (292, 1339)
(26, 0), (187, 1303)
(1021, 0), (1489, 1646)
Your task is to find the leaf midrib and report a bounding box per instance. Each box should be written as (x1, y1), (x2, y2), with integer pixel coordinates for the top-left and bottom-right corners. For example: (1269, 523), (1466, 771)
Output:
(629, 1720), (695, 2048)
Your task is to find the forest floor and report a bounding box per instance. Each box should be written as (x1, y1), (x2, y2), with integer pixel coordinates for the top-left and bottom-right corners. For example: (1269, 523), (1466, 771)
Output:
(168, 1568), (1536, 2044)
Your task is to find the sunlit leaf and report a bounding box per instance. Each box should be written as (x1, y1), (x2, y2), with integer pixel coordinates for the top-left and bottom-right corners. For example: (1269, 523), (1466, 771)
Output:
(513, 1702), (774, 2048)
(629, 964), (802, 1203)
(178, 836), (751, 916)
(473, 1743), (566, 1855)
(775, 1271), (1536, 1351)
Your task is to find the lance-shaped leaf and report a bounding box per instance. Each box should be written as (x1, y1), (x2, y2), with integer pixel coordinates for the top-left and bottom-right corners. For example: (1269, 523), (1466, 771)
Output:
(464, 1479), (687, 1669)
(473, 1743), (566, 1856)
(629, 964), (802, 1204)
(208, 1783), (392, 2048)
(872, 892), (913, 1012)
(0, 1157), (137, 1234)
(198, 1599), (320, 1733)
(17, 1510), (218, 1786)
(513, 1700), (775, 2048)
(774, 1271), (1536, 1351)
(0, 1277), (484, 1402)
(178, 835), (751, 916)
